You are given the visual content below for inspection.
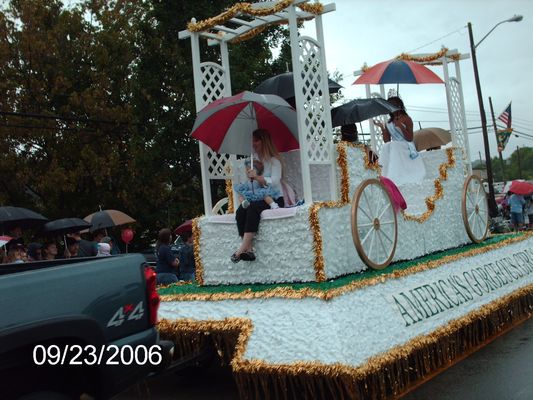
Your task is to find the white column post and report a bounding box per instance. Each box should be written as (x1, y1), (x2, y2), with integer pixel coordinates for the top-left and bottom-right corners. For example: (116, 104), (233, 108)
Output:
(315, 13), (337, 200)
(220, 40), (239, 207)
(191, 31), (213, 215)
(441, 56), (457, 147)
(454, 58), (472, 174)
(288, 5), (313, 203)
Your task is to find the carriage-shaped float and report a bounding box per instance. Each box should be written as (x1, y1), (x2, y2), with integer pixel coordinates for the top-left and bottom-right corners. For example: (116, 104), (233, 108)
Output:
(159, 2), (533, 399)
(178, 0), (489, 286)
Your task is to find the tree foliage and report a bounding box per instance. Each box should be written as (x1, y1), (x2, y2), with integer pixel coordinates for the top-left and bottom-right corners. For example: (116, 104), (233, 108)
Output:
(0, 0), (291, 248)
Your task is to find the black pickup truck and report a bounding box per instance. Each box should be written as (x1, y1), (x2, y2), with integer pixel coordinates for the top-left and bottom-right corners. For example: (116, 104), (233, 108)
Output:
(0, 254), (173, 400)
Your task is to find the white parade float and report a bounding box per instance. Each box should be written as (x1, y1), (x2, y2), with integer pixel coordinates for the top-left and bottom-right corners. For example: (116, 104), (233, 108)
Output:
(159, 2), (533, 399)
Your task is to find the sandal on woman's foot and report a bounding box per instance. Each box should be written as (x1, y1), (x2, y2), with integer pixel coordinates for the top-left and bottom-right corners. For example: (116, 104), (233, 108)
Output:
(230, 253), (241, 263)
(240, 251), (256, 261)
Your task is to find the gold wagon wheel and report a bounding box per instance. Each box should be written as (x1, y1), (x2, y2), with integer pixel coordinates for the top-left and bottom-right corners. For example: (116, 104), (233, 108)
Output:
(351, 179), (398, 270)
(462, 174), (489, 243)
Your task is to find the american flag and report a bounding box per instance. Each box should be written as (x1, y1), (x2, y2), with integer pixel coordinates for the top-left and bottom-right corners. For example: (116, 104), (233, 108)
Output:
(497, 102), (512, 128)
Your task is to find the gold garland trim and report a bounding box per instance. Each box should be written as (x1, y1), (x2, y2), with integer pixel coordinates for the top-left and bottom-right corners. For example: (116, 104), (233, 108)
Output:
(225, 179), (235, 213)
(401, 147), (455, 223)
(361, 49), (462, 72)
(159, 285), (533, 399)
(192, 217), (205, 285)
(187, 1), (324, 34)
(161, 233), (533, 302)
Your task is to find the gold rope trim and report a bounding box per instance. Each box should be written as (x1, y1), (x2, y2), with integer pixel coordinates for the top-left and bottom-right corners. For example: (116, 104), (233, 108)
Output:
(402, 147), (456, 223)
(192, 217), (205, 285)
(161, 233), (533, 302)
(159, 285), (533, 399)
(225, 179), (235, 213)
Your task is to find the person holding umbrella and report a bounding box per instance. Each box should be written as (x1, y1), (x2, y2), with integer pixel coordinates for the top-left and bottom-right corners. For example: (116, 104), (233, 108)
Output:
(232, 129), (285, 263)
(373, 96), (426, 185)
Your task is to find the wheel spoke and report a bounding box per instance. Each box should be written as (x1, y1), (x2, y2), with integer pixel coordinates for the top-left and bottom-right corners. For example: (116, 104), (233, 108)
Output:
(362, 190), (374, 218)
(378, 202), (391, 219)
(358, 205), (373, 222)
(368, 229), (376, 261)
(360, 226), (373, 245)
(377, 231), (388, 261)
(358, 222), (374, 228)
(380, 220), (395, 225)
(467, 192), (476, 208)
(380, 228), (393, 244)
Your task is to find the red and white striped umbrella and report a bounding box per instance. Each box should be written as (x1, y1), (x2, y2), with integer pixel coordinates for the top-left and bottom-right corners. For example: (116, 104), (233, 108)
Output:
(0, 235), (12, 247)
(191, 91), (299, 155)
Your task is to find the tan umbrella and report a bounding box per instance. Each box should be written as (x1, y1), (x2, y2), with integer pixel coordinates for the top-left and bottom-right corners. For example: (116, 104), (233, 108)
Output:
(83, 210), (136, 232)
(413, 127), (452, 151)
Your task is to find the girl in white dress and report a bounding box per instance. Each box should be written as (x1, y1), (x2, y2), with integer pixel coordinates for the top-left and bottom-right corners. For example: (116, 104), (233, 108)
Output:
(373, 97), (426, 186)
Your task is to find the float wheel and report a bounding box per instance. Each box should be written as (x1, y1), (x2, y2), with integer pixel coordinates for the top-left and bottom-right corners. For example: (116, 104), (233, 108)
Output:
(351, 179), (398, 270)
(462, 174), (489, 243)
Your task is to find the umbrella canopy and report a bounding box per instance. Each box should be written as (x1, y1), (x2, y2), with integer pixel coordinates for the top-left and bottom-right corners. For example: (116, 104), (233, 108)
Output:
(0, 235), (12, 247)
(191, 91), (299, 156)
(331, 98), (400, 126)
(353, 60), (444, 85)
(0, 206), (48, 232)
(413, 127), (452, 151)
(174, 220), (193, 236)
(254, 72), (342, 101)
(506, 180), (533, 195)
(40, 218), (92, 236)
(84, 210), (136, 232)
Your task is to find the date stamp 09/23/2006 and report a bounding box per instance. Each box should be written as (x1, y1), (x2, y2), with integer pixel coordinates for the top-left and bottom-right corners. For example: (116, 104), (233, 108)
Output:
(32, 344), (163, 366)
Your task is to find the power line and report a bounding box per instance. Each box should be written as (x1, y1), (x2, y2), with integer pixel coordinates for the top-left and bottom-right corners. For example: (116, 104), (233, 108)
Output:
(407, 26), (467, 53)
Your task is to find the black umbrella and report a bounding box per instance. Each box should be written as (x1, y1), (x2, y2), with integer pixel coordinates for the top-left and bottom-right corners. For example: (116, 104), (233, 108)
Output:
(330, 98), (400, 127)
(254, 72), (342, 102)
(40, 218), (92, 236)
(0, 206), (48, 232)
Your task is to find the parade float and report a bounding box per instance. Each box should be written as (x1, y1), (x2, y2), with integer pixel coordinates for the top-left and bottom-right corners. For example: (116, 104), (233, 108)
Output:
(158, 1), (533, 398)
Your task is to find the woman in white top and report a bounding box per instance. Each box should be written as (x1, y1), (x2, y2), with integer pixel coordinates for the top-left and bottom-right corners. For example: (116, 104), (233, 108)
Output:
(232, 129), (284, 263)
(374, 97), (426, 186)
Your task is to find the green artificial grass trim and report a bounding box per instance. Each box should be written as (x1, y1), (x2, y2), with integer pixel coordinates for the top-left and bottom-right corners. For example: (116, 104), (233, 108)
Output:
(158, 233), (523, 297)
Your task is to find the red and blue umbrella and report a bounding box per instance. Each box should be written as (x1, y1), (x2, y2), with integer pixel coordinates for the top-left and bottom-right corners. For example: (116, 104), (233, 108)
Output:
(353, 60), (444, 85)
(191, 91), (299, 156)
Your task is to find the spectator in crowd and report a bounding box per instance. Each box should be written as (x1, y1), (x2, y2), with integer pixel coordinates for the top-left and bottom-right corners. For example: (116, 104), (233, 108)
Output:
(64, 236), (80, 258)
(42, 241), (58, 260)
(101, 236), (120, 255)
(155, 228), (179, 285)
(97, 242), (112, 257)
(176, 231), (195, 282)
(75, 229), (105, 257)
(27, 242), (43, 262)
(3, 242), (26, 264)
(508, 191), (525, 232)
(526, 196), (533, 229)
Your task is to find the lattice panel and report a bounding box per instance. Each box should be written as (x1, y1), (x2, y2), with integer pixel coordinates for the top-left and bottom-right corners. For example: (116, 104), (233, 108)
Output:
(200, 62), (231, 179)
(449, 78), (470, 175)
(298, 38), (330, 163)
(200, 62), (225, 108)
(371, 93), (386, 155)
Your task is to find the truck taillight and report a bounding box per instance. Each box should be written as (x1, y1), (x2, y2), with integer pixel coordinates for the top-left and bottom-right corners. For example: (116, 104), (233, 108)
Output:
(144, 266), (160, 326)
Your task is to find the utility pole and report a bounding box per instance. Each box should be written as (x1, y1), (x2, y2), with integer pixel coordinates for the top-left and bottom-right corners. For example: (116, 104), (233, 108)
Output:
(488, 96), (506, 181)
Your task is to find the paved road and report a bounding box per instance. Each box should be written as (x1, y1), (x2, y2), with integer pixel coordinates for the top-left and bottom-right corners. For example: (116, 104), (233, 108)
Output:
(116, 317), (533, 399)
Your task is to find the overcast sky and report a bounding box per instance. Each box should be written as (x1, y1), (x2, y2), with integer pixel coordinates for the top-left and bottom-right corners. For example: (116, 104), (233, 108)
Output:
(301, 0), (533, 161)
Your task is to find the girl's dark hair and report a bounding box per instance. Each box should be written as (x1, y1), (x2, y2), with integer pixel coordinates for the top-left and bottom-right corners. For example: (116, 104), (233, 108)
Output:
(156, 228), (172, 250)
(180, 231), (193, 242)
(387, 96), (407, 122)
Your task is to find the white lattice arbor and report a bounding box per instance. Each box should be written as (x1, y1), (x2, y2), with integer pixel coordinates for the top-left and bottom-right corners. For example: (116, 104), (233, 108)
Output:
(354, 49), (472, 176)
(179, 1), (337, 214)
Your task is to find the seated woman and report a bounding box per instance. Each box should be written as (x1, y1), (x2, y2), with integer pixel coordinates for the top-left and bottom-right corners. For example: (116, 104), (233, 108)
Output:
(233, 159), (281, 210)
(231, 128), (284, 263)
(373, 96), (426, 185)
(155, 228), (180, 285)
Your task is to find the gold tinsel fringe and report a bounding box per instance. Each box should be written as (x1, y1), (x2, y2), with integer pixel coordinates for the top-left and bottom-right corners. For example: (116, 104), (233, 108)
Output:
(225, 179), (235, 213)
(362, 49), (462, 71)
(159, 285), (533, 399)
(161, 233), (533, 302)
(192, 218), (205, 285)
